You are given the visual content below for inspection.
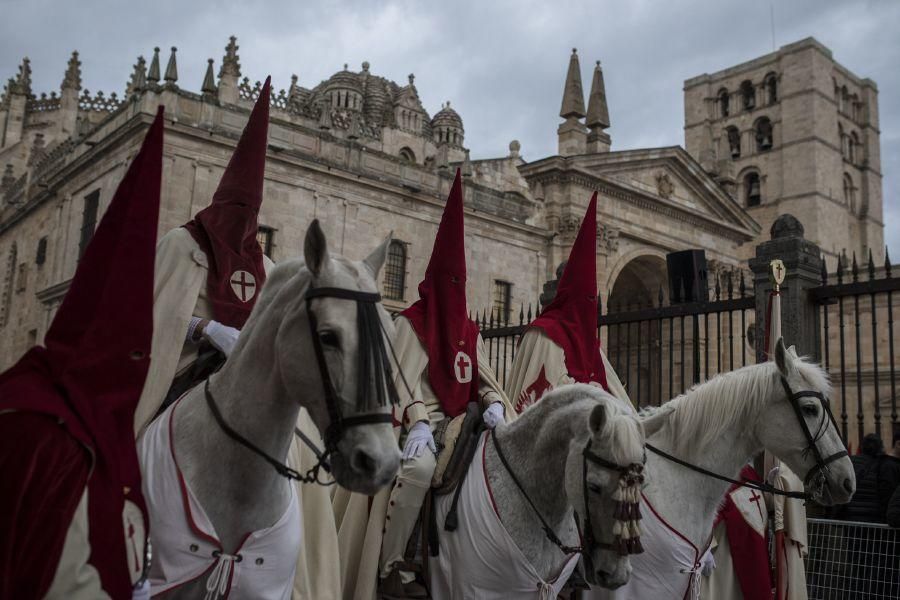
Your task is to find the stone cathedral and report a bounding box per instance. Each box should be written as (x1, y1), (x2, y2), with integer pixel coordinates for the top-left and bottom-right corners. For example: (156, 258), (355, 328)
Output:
(0, 36), (883, 369)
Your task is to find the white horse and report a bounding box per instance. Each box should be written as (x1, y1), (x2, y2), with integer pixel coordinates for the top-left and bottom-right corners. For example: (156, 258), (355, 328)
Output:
(428, 384), (653, 598)
(593, 339), (855, 599)
(140, 220), (401, 598)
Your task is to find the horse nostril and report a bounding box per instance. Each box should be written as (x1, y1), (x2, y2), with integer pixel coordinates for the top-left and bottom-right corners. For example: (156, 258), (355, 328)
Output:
(842, 478), (855, 494)
(351, 449), (377, 478)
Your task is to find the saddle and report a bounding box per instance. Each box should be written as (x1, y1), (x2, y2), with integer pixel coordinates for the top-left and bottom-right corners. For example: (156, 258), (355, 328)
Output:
(431, 401), (485, 496)
(157, 345), (225, 418)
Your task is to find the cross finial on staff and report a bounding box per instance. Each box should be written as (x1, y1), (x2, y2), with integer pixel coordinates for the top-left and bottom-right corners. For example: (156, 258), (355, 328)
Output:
(770, 258), (785, 291)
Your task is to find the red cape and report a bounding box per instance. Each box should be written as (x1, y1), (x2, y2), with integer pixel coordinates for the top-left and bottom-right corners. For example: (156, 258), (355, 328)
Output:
(715, 465), (772, 600)
(0, 108), (163, 599)
(183, 77), (270, 328)
(401, 170), (480, 418)
(529, 192), (608, 390)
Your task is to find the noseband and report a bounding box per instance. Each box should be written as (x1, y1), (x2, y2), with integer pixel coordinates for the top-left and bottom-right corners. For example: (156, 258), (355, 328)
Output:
(779, 376), (847, 494)
(204, 284), (399, 485)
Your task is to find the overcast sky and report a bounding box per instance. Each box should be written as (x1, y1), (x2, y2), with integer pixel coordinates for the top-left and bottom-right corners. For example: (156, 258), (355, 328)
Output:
(2, 0), (897, 253)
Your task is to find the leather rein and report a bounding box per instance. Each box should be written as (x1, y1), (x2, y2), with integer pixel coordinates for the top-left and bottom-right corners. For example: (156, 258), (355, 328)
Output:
(205, 285), (400, 485)
(645, 375), (848, 501)
(490, 428), (645, 566)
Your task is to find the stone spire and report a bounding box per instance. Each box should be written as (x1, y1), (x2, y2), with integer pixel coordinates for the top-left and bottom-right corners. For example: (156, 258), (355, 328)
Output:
(164, 47), (178, 86)
(586, 61), (610, 129)
(61, 51), (82, 91)
(10, 58), (32, 96)
(147, 47), (161, 85)
(557, 49), (587, 156)
(586, 60), (611, 153)
(59, 52), (83, 138)
(201, 59), (217, 97)
(559, 49), (585, 119)
(217, 36), (241, 104)
(461, 149), (473, 178)
(219, 35), (241, 78)
(127, 56), (147, 96)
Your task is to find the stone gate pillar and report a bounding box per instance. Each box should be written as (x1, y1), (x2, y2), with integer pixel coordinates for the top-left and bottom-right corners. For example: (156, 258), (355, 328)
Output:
(749, 214), (823, 364)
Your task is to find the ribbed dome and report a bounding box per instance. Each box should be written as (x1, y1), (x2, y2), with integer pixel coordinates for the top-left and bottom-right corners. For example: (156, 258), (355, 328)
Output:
(431, 101), (463, 130)
(324, 65), (362, 92)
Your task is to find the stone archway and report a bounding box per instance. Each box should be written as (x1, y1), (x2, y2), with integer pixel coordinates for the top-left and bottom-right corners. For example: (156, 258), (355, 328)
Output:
(605, 255), (668, 408)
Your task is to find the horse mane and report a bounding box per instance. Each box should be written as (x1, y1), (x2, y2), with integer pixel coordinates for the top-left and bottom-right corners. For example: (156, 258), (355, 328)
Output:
(648, 356), (831, 458)
(523, 384), (645, 466)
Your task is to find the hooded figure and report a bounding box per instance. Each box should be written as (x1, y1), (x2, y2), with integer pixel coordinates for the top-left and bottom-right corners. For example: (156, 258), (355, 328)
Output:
(505, 192), (628, 412)
(131, 79), (339, 600)
(333, 170), (515, 600)
(0, 108), (164, 599)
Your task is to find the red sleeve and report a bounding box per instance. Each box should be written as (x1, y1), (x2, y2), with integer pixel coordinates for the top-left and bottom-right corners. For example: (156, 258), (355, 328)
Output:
(0, 412), (90, 600)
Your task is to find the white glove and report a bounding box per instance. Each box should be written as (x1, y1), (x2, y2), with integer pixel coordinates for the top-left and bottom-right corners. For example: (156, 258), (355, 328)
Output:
(132, 580), (151, 600)
(402, 421), (436, 460)
(203, 320), (241, 357)
(483, 402), (505, 429)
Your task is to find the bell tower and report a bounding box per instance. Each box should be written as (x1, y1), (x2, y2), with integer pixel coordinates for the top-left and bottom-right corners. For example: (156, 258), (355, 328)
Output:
(684, 38), (883, 263)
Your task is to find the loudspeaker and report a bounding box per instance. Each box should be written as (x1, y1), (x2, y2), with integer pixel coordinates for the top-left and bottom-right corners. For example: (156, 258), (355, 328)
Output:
(667, 250), (708, 304)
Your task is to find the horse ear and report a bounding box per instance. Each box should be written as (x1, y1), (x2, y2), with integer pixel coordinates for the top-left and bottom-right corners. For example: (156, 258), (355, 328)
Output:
(363, 232), (393, 279)
(589, 402), (608, 435)
(304, 219), (330, 277)
(774, 337), (795, 377)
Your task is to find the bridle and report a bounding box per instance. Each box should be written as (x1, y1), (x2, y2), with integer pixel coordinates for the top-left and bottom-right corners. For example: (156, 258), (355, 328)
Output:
(490, 428), (645, 576)
(646, 374), (847, 501)
(779, 375), (847, 496)
(205, 284), (399, 485)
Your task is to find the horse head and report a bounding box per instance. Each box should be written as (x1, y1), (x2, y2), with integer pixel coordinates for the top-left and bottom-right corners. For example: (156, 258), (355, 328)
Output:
(756, 338), (855, 505)
(260, 220), (400, 494)
(562, 388), (647, 589)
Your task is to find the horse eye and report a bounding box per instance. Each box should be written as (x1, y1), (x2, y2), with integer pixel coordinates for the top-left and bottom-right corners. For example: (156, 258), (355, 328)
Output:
(588, 482), (603, 495)
(801, 404), (818, 417)
(319, 331), (340, 348)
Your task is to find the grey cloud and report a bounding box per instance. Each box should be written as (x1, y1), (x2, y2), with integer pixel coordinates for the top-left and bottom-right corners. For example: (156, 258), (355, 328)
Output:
(2, 0), (897, 250)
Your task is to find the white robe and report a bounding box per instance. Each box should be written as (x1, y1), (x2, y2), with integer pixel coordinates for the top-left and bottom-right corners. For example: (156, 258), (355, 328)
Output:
(133, 228), (340, 600)
(333, 316), (514, 600)
(428, 432), (579, 599)
(773, 467), (808, 600)
(139, 398), (300, 599)
(505, 328), (630, 412)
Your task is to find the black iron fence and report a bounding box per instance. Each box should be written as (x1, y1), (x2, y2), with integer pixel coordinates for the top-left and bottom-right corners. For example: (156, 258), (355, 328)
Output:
(813, 250), (900, 450)
(478, 271), (755, 408)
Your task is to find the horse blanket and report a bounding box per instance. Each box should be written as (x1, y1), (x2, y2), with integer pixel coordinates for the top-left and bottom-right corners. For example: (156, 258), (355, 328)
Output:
(589, 494), (709, 600)
(428, 433), (579, 599)
(138, 398), (300, 599)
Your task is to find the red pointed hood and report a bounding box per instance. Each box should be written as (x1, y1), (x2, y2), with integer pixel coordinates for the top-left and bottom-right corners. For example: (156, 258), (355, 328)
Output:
(183, 76), (270, 327)
(401, 170), (480, 417)
(529, 192), (608, 390)
(0, 108), (164, 597)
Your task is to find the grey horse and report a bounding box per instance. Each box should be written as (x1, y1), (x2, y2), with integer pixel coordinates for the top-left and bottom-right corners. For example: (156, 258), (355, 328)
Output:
(142, 220), (401, 598)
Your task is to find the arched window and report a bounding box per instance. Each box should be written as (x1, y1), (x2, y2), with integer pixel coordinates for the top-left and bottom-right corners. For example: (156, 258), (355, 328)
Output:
(754, 117), (773, 151)
(398, 147), (416, 164)
(851, 131), (861, 164)
(843, 173), (855, 212)
(740, 80), (755, 111)
(744, 172), (761, 207)
(383, 240), (407, 301)
(1, 243), (17, 328)
(718, 88), (730, 118)
(841, 86), (849, 114)
(838, 122), (846, 159)
(764, 72), (777, 104)
(726, 126), (741, 159)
